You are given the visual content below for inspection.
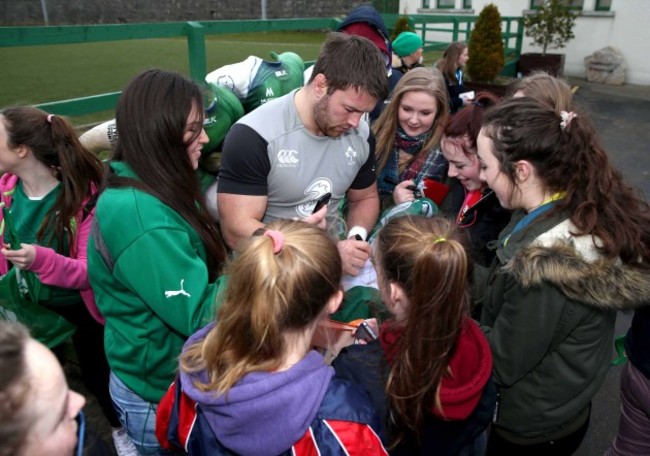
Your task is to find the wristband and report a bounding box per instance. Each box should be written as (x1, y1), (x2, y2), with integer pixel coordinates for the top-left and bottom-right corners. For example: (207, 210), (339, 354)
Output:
(347, 226), (367, 241)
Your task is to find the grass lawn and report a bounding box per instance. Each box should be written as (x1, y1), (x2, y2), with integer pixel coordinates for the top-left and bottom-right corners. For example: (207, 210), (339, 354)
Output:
(0, 30), (442, 127)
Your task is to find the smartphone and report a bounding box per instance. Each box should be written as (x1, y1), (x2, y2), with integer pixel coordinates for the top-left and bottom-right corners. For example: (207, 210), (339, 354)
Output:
(355, 320), (378, 342)
(312, 192), (332, 214)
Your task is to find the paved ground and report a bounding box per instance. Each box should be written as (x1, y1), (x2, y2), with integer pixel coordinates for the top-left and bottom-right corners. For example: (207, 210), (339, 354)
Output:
(65, 76), (650, 455)
(568, 77), (650, 456)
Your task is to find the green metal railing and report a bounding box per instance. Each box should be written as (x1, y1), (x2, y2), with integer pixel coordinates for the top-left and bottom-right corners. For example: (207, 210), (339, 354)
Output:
(400, 14), (523, 76)
(1, 14), (522, 118)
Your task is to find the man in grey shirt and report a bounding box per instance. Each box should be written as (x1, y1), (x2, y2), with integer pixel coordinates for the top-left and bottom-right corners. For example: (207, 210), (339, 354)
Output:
(217, 32), (388, 276)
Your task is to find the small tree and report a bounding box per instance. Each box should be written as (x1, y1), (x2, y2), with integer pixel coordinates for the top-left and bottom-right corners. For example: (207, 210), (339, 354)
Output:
(524, 0), (577, 55)
(466, 3), (505, 83)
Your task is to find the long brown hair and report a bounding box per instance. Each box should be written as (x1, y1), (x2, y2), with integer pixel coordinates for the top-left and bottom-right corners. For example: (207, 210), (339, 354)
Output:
(482, 97), (650, 266)
(375, 215), (470, 445)
(435, 41), (467, 84)
(373, 67), (449, 173)
(110, 69), (226, 279)
(2, 107), (104, 251)
(180, 219), (342, 394)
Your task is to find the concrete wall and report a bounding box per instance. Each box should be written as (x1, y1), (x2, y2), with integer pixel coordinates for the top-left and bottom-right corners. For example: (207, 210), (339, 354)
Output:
(0, 0), (366, 25)
(400, 0), (650, 85)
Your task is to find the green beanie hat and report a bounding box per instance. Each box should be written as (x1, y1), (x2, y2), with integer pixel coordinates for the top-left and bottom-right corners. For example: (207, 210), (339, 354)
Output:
(392, 32), (423, 58)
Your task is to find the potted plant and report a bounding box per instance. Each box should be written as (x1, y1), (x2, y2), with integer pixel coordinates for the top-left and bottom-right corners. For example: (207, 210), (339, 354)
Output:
(519, 0), (577, 77)
(465, 4), (512, 97)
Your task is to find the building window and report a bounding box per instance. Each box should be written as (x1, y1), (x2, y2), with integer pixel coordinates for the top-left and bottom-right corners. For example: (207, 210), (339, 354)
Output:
(437, 0), (455, 8)
(531, 0), (584, 10)
(422, 0), (472, 10)
(595, 0), (611, 11)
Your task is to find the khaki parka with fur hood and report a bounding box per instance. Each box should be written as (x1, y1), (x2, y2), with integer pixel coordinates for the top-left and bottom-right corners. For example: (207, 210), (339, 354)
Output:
(477, 208), (650, 443)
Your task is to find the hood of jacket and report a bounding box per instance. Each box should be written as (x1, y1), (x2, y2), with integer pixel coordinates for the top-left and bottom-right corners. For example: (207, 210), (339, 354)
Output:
(337, 5), (393, 65)
(380, 316), (492, 421)
(180, 324), (334, 456)
(0, 173), (19, 198)
(436, 317), (493, 420)
(338, 5), (391, 42)
(501, 218), (650, 311)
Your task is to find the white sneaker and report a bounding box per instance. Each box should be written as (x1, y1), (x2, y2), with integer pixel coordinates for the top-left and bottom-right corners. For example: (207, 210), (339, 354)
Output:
(111, 427), (140, 456)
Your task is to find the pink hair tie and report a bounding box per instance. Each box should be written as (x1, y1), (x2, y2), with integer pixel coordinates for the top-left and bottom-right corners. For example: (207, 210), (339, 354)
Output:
(264, 230), (284, 254)
(46, 114), (55, 124)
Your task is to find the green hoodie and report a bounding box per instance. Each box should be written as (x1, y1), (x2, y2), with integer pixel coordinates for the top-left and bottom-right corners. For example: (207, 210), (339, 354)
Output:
(87, 162), (226, 403)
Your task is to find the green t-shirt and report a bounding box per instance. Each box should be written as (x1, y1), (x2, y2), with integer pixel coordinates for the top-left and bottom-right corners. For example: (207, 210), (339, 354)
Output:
(11, 182), (82, 306)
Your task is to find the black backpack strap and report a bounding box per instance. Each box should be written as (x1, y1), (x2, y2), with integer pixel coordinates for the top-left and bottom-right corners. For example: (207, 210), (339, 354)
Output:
(91, 217), (114, 273)
(81, 192), (99, 222)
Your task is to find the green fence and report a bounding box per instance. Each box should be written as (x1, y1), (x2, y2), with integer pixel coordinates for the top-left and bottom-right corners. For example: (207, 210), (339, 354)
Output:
(384, 14), (523, 76)
(0, 14), (522, 118)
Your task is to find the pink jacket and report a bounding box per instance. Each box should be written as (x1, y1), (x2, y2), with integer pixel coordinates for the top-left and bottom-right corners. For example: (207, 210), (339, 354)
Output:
(0, 174), (104, 324)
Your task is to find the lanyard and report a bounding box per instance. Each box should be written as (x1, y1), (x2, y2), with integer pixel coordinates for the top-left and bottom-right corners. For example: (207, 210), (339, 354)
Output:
(502, 192), (565, 247)
(456, 189), (483, 225)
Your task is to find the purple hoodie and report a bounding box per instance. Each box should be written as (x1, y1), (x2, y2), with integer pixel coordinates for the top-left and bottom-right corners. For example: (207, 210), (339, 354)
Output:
(180, 324), (334, 456)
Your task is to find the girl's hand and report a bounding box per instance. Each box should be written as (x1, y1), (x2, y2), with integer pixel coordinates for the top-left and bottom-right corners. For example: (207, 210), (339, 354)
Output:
(393, 180), (417, 204)
(351, 318), (379, 345)
(1, 243), (36, 269)
(300, 204), (327, 230)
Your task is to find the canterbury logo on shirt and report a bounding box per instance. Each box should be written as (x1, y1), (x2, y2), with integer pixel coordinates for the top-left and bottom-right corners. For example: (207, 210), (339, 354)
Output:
(277, 149), (299, 167)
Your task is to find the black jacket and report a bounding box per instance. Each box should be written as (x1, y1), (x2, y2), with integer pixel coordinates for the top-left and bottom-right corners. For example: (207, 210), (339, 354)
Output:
(445, 181), (511, 267)
(333, 330), (496, 455)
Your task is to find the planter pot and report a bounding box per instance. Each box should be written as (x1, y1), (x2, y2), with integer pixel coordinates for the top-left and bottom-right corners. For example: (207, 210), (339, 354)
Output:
(518, 53), (566, 77)
(464, 78), (516, 98)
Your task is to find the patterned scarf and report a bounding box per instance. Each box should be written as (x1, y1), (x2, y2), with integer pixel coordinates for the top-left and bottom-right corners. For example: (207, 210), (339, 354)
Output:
(378, 127), (428, 195)
(394, 126), (429, 155)
(378, 127), (447, 196)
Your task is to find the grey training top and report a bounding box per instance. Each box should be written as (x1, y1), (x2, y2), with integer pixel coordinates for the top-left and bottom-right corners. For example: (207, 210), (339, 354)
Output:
(218, 89), (376, 222)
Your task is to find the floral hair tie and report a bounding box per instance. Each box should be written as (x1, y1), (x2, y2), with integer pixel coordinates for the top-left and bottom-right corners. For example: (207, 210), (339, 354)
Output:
(560, 111), (577, 131)
(264, 230), (284, 254)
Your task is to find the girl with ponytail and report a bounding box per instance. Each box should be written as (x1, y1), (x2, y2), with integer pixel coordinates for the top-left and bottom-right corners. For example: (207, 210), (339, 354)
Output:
(157, 219), (387, 455)
(476, 97), (650, 454)
(334, 215), (495, 455)
(0, 107), (134, 454)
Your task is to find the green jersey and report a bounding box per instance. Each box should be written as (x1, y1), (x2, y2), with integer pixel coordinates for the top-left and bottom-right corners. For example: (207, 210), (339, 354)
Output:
(87, 161), (226, 402)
